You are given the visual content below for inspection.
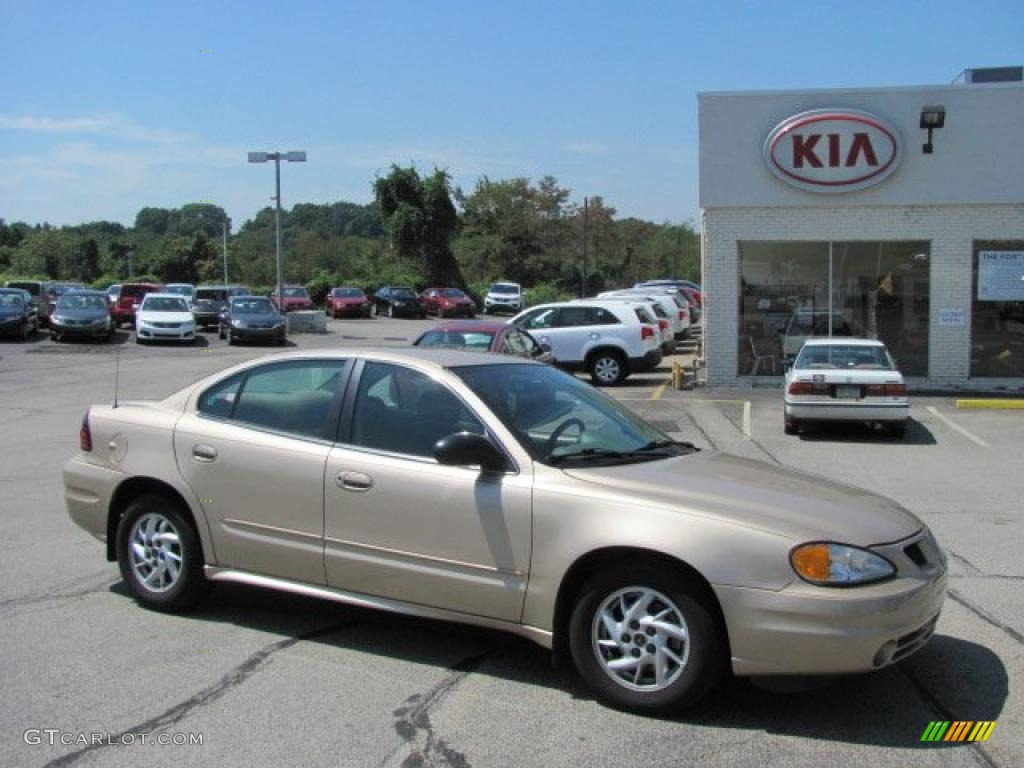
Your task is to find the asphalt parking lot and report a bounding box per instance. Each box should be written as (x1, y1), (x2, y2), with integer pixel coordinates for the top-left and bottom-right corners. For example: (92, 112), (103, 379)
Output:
(1, 317), (1021, 768)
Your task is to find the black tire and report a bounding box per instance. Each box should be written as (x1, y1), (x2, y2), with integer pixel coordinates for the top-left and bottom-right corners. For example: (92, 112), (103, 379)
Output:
(888, 420), (907, 438)
(588, 350), (627, 386)
(784, 417), (799, 435)
(569, 564), (725, 714)
(50, 330), (60, 343)
(116, 493), (210, 612)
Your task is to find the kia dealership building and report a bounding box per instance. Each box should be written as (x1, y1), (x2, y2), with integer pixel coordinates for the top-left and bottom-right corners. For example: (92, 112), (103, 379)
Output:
(698, 69), (1024, 389)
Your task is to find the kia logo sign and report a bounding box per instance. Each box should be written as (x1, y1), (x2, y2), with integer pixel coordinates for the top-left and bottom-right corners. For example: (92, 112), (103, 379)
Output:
(764, 108), (902, 193)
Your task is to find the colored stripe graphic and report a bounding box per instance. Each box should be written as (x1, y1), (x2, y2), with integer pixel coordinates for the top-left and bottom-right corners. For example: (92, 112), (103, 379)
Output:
(922, 721), (996, 742)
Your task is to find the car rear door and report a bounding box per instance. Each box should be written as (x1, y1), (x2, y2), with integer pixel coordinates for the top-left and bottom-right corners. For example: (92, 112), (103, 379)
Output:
(323, 359), (532, 622)
(174, 359), (351, 585)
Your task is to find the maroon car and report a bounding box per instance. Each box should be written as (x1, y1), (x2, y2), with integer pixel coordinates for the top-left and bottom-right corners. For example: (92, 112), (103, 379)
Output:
(112, 283), (162, 327)
(420, 287), (477, 318)
(326, 286), (372, 318)
(413, 320), (554, 364)
(271, 285), (314, 313)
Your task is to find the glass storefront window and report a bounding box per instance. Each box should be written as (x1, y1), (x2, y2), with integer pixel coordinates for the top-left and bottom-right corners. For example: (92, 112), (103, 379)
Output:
(738, 241), (929, 376)
(971, 241), (1024, 378)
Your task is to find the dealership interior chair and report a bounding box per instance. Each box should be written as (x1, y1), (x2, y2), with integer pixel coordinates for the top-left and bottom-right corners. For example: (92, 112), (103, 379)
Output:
(747, 336), (779, 375)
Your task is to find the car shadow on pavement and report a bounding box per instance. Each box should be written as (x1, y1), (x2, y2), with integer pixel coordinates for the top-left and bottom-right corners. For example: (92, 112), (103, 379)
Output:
(117, 580), (1007, 748)
(797, 418), (937, 445)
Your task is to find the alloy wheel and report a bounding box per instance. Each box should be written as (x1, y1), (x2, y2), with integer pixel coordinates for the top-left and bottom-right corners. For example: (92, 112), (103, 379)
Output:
(128, 512), (183, 593)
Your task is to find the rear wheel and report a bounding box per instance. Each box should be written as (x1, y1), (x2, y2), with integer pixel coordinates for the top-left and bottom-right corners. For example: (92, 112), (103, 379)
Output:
(569, 565), (725, 714)
(588, 350), (627, 386)
(784, 417), (799, 435)
(116, 494), (210, 612)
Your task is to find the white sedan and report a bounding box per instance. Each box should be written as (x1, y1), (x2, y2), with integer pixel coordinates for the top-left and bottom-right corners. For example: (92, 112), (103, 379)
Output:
(135, 293), (196, 344)
(784, 338), (909, 437)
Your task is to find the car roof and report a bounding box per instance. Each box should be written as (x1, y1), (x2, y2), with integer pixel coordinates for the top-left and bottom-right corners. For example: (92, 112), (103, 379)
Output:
(802, 337), (884, 347)
(422, 320), (507, 333)
(61, 289), (106, 296)
(141, 293), (190, 301)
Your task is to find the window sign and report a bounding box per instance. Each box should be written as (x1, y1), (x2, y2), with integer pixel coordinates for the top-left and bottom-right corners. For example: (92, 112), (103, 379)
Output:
(978, 251), (1024, 302)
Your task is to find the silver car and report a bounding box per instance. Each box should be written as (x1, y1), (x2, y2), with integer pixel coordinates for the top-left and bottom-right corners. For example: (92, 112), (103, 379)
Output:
(64, 348), (945, 713)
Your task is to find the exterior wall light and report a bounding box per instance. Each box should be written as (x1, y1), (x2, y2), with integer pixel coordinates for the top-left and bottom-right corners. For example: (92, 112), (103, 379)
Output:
(920, 106), (946, 154)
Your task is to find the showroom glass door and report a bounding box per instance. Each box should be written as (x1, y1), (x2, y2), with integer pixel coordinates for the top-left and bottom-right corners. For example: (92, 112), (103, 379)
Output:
(739, 241), (929, 377)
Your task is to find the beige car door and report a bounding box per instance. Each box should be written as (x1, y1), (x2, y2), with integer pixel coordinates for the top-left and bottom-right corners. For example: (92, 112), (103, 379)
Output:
(175, 359), (350, 585)
(324, 360), (532, 622)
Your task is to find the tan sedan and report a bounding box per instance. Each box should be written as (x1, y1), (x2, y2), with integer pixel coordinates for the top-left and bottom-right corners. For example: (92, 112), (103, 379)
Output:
(64, 348), (946, 713)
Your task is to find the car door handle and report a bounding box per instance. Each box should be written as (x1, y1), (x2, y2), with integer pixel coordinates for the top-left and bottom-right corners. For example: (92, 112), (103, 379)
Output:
(192, 444), (218, 462)
(336, 471), (373, 492)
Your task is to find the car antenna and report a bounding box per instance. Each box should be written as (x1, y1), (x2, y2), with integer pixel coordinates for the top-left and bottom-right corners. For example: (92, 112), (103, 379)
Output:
(113, 333), (120, 409)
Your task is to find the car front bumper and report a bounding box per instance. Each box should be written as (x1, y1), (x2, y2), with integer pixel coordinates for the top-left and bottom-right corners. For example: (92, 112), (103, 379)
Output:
(229, 325), (285, 342)
(330, 304), (371, 317)
(717, 564), (947, 676)
(137, 325), (195, 341)
(51, 321), (110, 338)
(785, 400), (909, 422)
(484, 299), (521, 313)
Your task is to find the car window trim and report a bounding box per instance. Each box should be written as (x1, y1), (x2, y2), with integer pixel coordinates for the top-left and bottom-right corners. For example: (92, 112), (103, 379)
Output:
(337, 358), (519, 474)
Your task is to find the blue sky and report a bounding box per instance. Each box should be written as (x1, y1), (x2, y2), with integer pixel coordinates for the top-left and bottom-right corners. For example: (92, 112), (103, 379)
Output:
(1, 1), (1021, 229)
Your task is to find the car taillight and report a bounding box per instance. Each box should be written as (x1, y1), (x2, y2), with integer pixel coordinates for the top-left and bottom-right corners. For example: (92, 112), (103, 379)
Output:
(678, 309), (687, 321)
(658, 319), (669, 331)
(788, 381), (829, 395)
(641, 325), (655, 341)
(866, 383), (906, 397)
(79, 409), (92, 452)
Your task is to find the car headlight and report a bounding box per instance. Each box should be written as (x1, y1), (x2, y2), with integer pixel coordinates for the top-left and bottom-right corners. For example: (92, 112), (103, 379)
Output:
(790, 542), (895, 586)
(90, 317), (107, 326)
(231, 319), (245, 328)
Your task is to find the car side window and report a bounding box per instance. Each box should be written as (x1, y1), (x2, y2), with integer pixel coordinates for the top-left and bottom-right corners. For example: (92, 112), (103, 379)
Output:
(520, 308), (556, 330)
(586, 307), (620, 325)
(519, 332), (542, 357)
(226, 360), (347, 440)
(555, 307), (590, 327)
(502, 332), (527, 357)
(350, 362), (484, 458)
(198, 372), (245, 419)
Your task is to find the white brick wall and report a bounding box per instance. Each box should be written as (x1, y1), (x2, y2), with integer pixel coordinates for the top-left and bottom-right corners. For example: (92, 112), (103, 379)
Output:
(702, 204), (1024, 388)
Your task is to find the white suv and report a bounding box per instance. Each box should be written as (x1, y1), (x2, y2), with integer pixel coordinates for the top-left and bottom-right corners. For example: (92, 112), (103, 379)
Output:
(509, 300), (663, 385)
(598, 290), (691, 345)
(483, 282), (526, 315)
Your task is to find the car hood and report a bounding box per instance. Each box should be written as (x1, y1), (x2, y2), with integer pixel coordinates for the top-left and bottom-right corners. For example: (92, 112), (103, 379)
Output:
(0, 307), (24, 317)
(54, 308), (107, 321)
(563, 451), (922, 545)
(234, 312), (280, 321)
(138, 310), (193, 323)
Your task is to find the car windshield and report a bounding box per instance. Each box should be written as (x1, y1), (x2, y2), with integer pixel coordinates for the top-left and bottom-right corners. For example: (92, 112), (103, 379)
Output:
(57, 294), (106, 311)
(196, 289), (228, 301)
(391, 288), (417, 299)
(332, 288), (364, 298)
(166, 285), (194, 296)
(143, 297), (189, 312)
(441, 289), (466, 298)
(232, 298), (273, 314)
(0, 293), (25, 308)
(416, 330), (494, 350)
(795, 345), (895, 370)
(284, 287), (308, 298)
(490, 284), (518, 294)
(453, 363), (694, 466)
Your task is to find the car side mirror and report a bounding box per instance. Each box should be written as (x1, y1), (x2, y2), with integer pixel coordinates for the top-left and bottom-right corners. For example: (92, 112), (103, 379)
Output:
(536, 343), (552, 355)
(434, 432), (509, 472)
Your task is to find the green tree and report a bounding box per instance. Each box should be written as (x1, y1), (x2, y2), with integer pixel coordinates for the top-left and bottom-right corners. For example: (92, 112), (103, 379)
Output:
(374, 165), (464, 287)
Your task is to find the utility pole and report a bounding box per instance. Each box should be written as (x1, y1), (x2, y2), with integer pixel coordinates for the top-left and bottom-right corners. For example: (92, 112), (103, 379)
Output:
(581, 197), (589, 298)
(222, 221), (229, 287)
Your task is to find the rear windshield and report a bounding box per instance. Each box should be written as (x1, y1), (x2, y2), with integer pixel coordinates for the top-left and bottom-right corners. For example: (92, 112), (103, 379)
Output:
(795, 345), (894, 370)
(490, 284), (519, 295)
(391, 288), (417, 299)
(232, 298), (274, 313)
(165, 285), (194, 296)
(121, 285), (156, 298)
(57, 294), (107, 310)
(284, 287), (308, 298)
(143, 296), (189, 312)
(196, 289), (228, 301)
(417, 330), (494, 351)
(6, 282), (44, 296)
(331, 288), (364, 298)
(441, 289), (466, 298)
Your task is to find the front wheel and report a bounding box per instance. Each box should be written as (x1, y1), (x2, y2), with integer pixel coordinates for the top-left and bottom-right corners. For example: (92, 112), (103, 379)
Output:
(116, 494), (210, 612)
(569, 566), (725, 714)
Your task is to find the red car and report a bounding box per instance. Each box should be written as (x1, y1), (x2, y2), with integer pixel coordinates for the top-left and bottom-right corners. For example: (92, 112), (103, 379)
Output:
(413, 320), (554, 364)
(326, 287), (372, 318)
(420, 287), (477, 318)
(271, 285), (314, 313)
(112, 283), (162, 327)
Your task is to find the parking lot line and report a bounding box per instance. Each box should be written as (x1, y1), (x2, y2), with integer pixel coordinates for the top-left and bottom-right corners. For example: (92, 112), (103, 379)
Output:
(649, 381), (669, 400)
(742, 400), (752, 440)
(926, 406), (990, 448)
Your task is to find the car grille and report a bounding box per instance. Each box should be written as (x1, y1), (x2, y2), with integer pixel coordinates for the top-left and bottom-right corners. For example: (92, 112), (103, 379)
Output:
(892, 614), (939, 662)
(249, 323), (271, 329)
(152, 322), (181, 329)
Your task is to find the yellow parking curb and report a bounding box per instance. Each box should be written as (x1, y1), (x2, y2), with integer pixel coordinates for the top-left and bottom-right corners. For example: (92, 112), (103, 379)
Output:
(955, 399), (1024, 409)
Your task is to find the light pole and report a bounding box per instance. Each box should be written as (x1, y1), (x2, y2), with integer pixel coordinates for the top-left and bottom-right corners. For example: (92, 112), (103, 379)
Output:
(222, 221), (229, 287)
(247, 151), (306, 313)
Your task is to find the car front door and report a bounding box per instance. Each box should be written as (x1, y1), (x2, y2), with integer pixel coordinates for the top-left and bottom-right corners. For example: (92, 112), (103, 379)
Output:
(323, 360), (532, 622)
(174, 359), (351, 585)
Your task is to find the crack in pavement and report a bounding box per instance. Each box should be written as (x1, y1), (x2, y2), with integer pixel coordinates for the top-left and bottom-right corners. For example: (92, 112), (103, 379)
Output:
(379, 647), (500, 768)
(678, 406), (717, 450)
(0, 573), (117, 614)
(947, 550), (1023, 581)
(42, 620), (358, 767)
(948, 589), (1024, 646)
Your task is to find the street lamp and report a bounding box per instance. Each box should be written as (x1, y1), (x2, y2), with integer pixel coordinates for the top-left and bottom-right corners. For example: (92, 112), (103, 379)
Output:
(247, 150), (307, 315)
